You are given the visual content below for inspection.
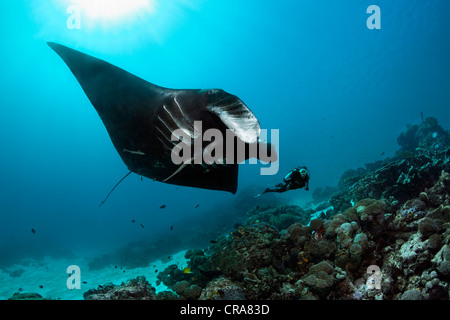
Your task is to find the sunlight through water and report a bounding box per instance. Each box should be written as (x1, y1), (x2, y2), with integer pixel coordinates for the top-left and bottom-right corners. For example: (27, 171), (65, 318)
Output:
(69, 0), (156, 26)
(30, 0), (203, 52)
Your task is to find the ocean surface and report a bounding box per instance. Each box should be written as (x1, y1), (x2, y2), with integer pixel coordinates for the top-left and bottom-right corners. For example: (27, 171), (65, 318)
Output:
(0, 0), (449, 300)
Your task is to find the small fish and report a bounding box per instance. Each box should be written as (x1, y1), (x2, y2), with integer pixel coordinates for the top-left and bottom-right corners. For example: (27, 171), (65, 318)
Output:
(131, 219), (135, 223)
(115, 265), (117, 269)
(82, 281), (87, 284)
(195, 204), (200, 208)
(210, 240), (217, 244)
(167, 256), (171, 260)
(140, 224), (144, 228)
(140, 176), (143, 182)
(160, 205), (166, 209)
(31, 228), (36, 234)
(123, 148), (145, 155)
(380, 152), (385, 156)
(39, 285), (43, 289)
(155, 269), (158, 273)
(183, 267), (191, 274)
(170, 226), (173, 231)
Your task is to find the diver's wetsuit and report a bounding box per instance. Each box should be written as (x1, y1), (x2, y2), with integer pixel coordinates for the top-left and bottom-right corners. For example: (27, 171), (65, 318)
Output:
(261, 167), (310, 195)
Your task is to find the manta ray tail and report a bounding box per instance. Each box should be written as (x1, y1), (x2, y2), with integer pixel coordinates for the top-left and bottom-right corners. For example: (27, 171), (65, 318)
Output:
(99, 171), (132, 207)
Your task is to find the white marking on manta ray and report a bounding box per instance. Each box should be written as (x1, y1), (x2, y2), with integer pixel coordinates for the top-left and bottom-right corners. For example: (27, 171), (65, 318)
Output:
(161, 97), (232, 182)
(163, 105), (194, 139)
(156, 126), (178, 147)
(157, 137), (173, 151)
(156, 98), (200, 155)
(157, 113), (196, 145)
(157, 115), (175, 135)
(174, 97), (195, 131)
(171, 97), (202, 138)
(123, 148), (145, 155)
(163, 158), (193, 182)
(163, 157), (229, 182)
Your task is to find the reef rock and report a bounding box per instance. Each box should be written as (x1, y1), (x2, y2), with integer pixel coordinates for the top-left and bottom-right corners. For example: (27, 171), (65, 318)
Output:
(301, 261), (335, 298)
(83, 276), (156, 300)
(199, 278), (245, 300)
(246, 204), (311, 229)
(173, 281), (203, 299)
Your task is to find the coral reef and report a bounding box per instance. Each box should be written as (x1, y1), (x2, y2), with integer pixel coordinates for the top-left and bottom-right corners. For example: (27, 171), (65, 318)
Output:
(83, 117), (450, 300)
(199, 278), (246, 300)
(330, 117), (450, 213)
(156, 264), (192, 287)
(246, 204), (311, 229)
(83, 276), (157, 300)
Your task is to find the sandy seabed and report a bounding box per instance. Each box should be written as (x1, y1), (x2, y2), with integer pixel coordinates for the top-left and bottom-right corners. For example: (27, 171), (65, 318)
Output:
(0, 250), (188, 300)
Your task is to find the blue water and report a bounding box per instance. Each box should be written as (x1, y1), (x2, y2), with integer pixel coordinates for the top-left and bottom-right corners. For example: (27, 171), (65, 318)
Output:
(1, 0), (450, 267)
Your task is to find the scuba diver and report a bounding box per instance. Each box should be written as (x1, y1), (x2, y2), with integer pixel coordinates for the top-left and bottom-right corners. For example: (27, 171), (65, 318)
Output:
(256, 166), (310, 197)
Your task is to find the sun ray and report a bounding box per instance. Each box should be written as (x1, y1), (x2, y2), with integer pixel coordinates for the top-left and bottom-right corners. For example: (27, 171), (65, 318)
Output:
(71, 0), (155, 22)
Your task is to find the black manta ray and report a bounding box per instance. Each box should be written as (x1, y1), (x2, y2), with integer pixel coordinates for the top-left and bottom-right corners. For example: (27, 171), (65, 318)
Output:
(48, 42), (276, 198)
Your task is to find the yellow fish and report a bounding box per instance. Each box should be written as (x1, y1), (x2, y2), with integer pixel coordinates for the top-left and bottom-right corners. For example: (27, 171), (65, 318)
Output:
(183, 267), (191, 274)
